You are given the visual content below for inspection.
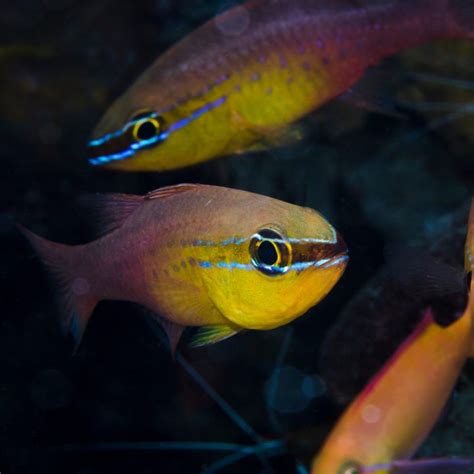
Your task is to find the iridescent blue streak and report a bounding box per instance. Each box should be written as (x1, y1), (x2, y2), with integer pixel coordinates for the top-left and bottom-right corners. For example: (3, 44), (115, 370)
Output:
(88, 112), (159, 147)
(88, 96), (227, 166)
(197, 255), (348, 272)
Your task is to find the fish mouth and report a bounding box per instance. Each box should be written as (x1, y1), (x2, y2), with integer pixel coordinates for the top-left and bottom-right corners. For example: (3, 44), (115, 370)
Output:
(318, 252), (349, 269)
(319, 232), (349, 269)
(288, 234), (349, 272)
(290, 231), (348, 270)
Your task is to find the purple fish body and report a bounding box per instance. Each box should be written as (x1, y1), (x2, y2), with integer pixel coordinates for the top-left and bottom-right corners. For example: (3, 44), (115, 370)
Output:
(19, 184), (348, 351)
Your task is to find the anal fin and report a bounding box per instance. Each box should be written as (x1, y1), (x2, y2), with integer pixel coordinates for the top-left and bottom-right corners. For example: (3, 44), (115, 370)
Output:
(190, 325), (240, 348)
(159, 317), (185, 355)
(140, 310), (185, 356)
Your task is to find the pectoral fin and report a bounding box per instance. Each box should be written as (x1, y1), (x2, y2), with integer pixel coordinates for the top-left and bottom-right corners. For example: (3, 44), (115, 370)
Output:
(190, 325), (241, 347)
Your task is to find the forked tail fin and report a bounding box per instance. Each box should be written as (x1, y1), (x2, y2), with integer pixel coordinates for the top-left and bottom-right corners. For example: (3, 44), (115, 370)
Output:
(18, 224), (98, 351)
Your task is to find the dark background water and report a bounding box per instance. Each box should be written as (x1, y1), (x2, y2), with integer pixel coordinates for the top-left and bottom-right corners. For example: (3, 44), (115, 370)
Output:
(1, 1), (474, 473)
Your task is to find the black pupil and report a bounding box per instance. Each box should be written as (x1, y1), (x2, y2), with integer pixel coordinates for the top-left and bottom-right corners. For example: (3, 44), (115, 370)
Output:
(257, 240), (278, 266)
(137, 120), (157, 140)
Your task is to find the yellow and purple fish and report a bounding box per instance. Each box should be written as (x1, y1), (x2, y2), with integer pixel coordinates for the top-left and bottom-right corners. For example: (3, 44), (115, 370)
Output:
(19, 184), (348, 352)
(310, 199), (474, 474)
(88, 0), (474, 171)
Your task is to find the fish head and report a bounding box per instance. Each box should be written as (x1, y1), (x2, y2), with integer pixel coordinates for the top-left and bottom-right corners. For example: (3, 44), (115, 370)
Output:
(197, 198), (348, 330)
(88, 84), (234, 172)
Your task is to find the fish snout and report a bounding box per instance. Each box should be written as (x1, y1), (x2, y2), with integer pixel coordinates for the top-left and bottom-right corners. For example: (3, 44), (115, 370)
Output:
(318, 232), (349, 269)
(291, 232), (348, 270)
(87, 130), (134, 166)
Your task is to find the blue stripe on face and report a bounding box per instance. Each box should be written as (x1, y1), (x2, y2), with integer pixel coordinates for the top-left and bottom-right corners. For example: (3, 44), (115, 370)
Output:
(88, 112), (160, 147)
(197, 254), (348, 273)
(88, 96), (227, 166)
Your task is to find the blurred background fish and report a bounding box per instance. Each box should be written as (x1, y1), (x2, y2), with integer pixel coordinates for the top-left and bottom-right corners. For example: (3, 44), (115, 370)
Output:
(311, 199), (474, 473)
(89, 0), (474, 171)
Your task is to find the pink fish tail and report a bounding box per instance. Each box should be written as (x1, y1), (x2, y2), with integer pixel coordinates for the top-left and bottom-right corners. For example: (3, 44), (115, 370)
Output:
(448, 0), (474, 38)
(18, 224), (98, 351)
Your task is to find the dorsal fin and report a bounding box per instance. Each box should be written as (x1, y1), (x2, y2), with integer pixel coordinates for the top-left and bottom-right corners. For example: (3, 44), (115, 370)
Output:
(145, 183), (203, 201)
(80, 192), (143, 237)
(81, 184), (203, 238)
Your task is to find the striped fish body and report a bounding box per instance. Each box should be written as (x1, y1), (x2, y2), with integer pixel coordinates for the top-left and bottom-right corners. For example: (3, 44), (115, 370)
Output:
(20, 184), (348, 350)
(89, 0), (474, 170)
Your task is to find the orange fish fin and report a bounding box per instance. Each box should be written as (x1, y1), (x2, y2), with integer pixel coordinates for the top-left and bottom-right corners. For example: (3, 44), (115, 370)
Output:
(465, 197), (474, 274)
(145, 183), (202, 201)
(464, 198), (474, 357)
(190, 324), (240, 348)
(17, 224), (98, 351)
(80, 192), (143, 237)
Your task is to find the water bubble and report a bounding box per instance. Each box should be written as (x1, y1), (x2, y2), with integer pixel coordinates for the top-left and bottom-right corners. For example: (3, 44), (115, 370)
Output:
(215, 4), (250, 36)
(72, 277), (90, 296)
(361, 404), (382, 424)
(265, 366), (326, 414)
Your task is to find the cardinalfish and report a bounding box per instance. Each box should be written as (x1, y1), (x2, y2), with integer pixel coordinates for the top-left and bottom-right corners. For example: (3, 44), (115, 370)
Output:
(19, 184), (348, 352)
(88, 0), (474, 171)
(310, 199), (474, 474)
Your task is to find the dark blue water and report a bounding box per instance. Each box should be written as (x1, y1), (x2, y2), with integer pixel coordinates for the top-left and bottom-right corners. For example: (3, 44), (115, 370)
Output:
(1, 1), (473, 473)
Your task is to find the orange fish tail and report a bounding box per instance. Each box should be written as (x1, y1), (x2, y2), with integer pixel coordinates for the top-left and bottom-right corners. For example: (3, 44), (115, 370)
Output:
(449, 0), (474, 38)
(18, 224), (98, 351)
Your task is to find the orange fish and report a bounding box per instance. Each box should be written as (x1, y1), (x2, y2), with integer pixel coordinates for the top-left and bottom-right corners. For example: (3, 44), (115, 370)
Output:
(311, 198), (474, 474)
(19, 184), (348, 352)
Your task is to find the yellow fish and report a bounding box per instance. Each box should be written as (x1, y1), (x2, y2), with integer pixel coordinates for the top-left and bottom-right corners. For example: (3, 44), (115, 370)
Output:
(19, 184), (348, 352)
(88, 0), (474, 171)
(311, 198), (474, 474)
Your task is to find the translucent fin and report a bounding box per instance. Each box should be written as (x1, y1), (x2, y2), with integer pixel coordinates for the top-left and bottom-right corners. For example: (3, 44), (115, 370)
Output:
(79, 192), (143, 237)
(145, 183), (202, 201)
(17, 224), (98, 351)
(190, 324), (240, 347)
(449, 0), (474, 39)
(156, 316), (185, 355)
(365, 457), (474, 474)
(81, 184), (202, 238)
(465, 199), (474, 357)
(465, 198), (474, 274)
(339, 68), (407, 119)
(384, 244), (465, 298)
(262, 124), (306, 149)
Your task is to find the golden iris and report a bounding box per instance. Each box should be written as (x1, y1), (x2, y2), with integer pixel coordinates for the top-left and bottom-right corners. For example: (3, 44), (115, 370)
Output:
(132, 117), (162, 141)
(249, 228), (291, 275)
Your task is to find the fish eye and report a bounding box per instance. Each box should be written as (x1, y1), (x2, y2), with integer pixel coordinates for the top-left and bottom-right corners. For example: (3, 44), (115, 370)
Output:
(132, 117), (162, 141)
(249, 228), (291, 276)
(339, 461), (362, 474)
